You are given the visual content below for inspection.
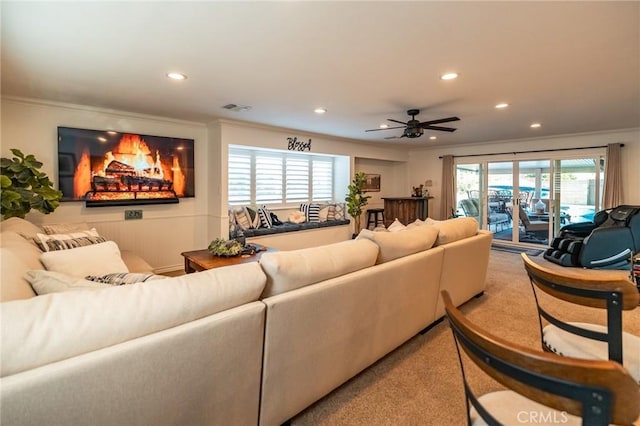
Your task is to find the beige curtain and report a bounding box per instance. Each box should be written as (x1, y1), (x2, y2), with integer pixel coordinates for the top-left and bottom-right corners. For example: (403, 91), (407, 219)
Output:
(440, 155), (455, 219)
(603, 143), (623, 209)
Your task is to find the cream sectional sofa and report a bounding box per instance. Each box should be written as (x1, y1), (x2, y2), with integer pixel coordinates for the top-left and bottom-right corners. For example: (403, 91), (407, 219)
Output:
(0, 218), (268, 425)
(258, 219), (492, 425)
(0, 217), (491, 426)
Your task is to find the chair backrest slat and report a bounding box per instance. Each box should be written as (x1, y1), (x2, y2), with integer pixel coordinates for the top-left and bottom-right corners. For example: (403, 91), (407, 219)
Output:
(521, 253), (638, 363)
(521, 253), (639, 309)
(442, 290), (640, 425)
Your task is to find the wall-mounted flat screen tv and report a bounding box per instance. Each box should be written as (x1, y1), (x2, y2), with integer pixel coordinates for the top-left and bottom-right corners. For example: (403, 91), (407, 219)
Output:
(58, 127), (195, 207)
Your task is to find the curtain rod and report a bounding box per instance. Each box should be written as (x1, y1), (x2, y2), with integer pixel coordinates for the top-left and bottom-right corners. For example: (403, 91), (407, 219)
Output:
(438, 144), (624, 159)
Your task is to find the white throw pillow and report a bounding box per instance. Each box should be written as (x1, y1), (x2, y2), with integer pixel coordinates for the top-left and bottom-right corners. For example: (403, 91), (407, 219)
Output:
(25, 270), (111, 295)
(387, 218), (406, 232)
(288, 210), (306, 224)
(40, 241), (129, 277)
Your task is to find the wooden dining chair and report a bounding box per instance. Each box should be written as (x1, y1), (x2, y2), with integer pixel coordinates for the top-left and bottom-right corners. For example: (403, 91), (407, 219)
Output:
(520, 253), (640, 383)
(441, 290), (640, 425)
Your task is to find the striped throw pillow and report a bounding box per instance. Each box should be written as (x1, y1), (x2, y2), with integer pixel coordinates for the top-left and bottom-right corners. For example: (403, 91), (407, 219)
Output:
(42, 222), (91, 235)
(326, 204), (337, 221)
(300, 203), (321, 222)
(85, 272), (167, 286)
(233, 207), (253, 230)
(246, 207), (261, 228)
(258, 205), (273, 228)
(35, 229), (107, 252)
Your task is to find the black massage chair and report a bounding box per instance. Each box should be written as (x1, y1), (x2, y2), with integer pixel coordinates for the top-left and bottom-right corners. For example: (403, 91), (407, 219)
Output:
(543, 205), (640, 269)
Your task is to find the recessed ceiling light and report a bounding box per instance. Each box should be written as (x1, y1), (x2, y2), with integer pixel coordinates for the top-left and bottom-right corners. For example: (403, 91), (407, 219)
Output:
(429, 136), (437, 140)
(314, 107), (327, 114)
(97, 137), (107, 142)
(167, 72), (187, 80)
(379, 124), (389, 129)
(530, 123), (542, 128)
(440, 72), (459, 80)
(495, 103), (509, 109)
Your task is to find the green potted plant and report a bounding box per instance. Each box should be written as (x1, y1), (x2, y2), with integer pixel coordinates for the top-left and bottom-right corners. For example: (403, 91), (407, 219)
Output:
(345, 171), (371, 237)
(1, 149), (63, 219)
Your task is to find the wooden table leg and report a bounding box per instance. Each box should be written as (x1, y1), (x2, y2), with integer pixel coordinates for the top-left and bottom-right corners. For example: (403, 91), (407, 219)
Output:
(184, 258), (195, 274)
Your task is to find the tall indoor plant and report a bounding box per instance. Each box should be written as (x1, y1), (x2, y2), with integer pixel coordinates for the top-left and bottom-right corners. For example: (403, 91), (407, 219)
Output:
(1, 149), (63, 219)
(345, 171), (371, 236)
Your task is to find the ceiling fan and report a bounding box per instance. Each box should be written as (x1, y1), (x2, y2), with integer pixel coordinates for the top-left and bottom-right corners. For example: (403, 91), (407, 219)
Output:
(365, 109), (460, 139)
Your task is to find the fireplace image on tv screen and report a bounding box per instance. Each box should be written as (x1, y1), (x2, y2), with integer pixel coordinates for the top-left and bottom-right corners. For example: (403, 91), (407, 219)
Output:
(58, 127), (195, 207)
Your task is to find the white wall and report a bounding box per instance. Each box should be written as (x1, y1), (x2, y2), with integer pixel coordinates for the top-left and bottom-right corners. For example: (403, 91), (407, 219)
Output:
(1, 97), (209, 272)
(408, 129), (640, 219)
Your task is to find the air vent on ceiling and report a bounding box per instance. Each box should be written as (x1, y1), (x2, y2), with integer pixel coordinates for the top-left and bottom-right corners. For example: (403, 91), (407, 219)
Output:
(222, 104), (252, 112)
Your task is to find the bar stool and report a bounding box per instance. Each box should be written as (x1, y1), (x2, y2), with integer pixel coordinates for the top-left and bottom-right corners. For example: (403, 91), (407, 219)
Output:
(366, 208), (385, 229)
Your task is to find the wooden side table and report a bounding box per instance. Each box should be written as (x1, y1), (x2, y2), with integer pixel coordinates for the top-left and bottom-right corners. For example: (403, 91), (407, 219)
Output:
(181, 246), (274, 273)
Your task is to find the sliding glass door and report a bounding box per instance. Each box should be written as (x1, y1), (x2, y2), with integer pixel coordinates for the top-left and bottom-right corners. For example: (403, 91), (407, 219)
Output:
(455, 163), (484, 227)
(486, 161), (516, 235)
(516, 160), (552, 245)
(553, 158), (603, 226)
(455, 152), (604, 247)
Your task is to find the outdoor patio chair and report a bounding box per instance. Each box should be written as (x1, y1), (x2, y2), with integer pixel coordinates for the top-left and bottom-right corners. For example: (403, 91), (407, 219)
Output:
(518, 191), (532, 210)
(459, 198), (480, 222)
(518, 205), (548, 239)
(442, 290), (640, 426)
(521, 253), (640, 383)
(459, 198), (510, 231)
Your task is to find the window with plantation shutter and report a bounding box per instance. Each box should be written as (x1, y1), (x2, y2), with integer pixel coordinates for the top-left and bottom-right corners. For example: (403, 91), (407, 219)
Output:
(312, 158), (333, 201)
(255, 153), (283, 204)
(228, 146), (336, 208)
(228, 150), (252, 205)
(285, 156), (309, 203)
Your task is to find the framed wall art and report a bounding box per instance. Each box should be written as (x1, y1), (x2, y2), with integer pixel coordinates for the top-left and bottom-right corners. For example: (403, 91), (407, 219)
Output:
(362, 173), (381, 192)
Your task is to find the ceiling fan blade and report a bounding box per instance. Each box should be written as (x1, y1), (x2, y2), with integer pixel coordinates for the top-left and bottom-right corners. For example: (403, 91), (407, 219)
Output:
(420, 116), (460, 126)
(423, 125), (457, 132)
(387, 119), (407, 125)
(384, 136), (400, 140)
(365, 125), (406, 132)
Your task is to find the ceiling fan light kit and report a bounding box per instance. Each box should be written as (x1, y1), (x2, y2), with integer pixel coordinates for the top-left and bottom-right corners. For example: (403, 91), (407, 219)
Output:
(365, 109), (460, 139)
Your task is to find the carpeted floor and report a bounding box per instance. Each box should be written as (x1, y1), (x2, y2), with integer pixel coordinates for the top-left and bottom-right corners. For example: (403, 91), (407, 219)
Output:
(291, 250), (640, 425)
